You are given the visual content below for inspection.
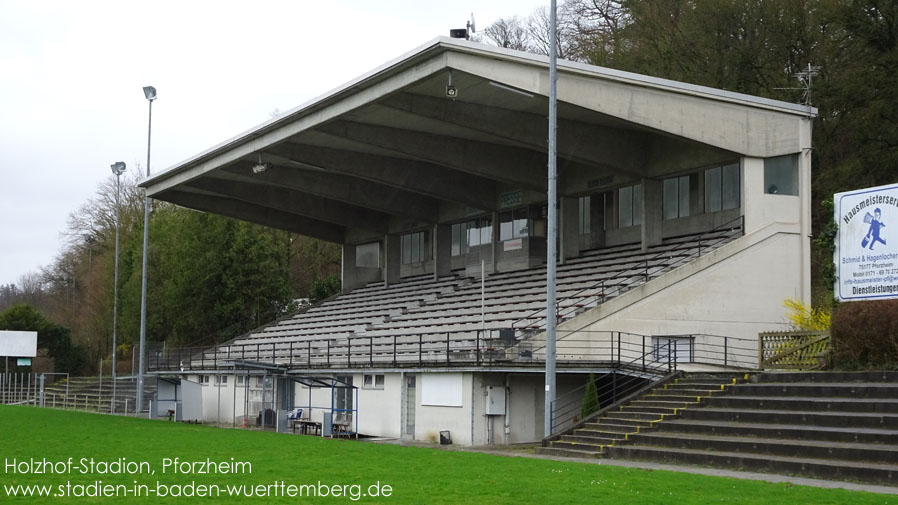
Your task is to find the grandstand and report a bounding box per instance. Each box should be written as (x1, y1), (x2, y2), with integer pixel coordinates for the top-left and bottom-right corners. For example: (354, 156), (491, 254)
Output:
(141, 37), (813, 444)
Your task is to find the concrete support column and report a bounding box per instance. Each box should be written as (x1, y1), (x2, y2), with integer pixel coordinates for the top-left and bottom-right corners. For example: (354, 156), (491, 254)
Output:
(341, 244), (361, 293)
(561, 196), (580, 261)
(384, 233), (401, 286)
(798, 120), (813, 304)
(742, 157), (765, 235)
(641, 178), (663, 251)
(435, 224), (451, 279)
(342, 242), (384, 293)
(590, 193), (606, 248)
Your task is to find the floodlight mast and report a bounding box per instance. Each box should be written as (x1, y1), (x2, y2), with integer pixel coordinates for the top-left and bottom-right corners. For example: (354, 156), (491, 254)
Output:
(137, 86), (156, 415)
(110, 161), (126, 413)
(544, 0), (558, 438)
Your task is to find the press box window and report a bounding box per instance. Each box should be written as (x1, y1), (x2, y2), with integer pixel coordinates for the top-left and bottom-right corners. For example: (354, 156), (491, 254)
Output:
(499, 207), (530, 241)
(618, 184), (643, 228)
(215, 375), (228, 386)
(450, 222), (466, 256)
(236, 376), (246, 386)
(200, 375), (210, 385)
(401, 231), (426, 264)
(764, 155), (798, 196)
(663, 176), (690, 220)
(466, 217), (492, 248)
(578, 196), (591, 235)
(705, 163), (740, 212)
(355, 241), (380, 268)
(363, 374), (385, 389)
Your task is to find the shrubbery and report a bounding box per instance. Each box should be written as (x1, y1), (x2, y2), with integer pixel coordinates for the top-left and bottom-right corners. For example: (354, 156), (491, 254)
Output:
(309, 275), (341, 304)
(580, 372), (600, 420)
(0, 304), (89, 374)
(783, 298), (831, 331)
(831, 299), (898, 369)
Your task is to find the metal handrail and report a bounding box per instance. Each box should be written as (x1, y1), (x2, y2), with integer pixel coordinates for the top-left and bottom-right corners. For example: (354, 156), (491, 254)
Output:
(548, 338), (681, 434)
(146, 330), (759, 373)
(510, 216), (745, 333)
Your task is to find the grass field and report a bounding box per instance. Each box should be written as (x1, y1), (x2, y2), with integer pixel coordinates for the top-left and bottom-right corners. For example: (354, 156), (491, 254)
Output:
(0, 405), (890, 504)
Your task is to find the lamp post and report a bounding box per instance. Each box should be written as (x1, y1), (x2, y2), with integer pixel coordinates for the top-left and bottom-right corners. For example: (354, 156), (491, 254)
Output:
(544, 0), (558, 438)
(110, 161), (126, 414)
(137, 85), (156, 415)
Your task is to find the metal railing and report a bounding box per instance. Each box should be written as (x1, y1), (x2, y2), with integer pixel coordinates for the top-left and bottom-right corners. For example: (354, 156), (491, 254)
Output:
(510, 216), (744, 333)
(548, 339), (681, 434)
(148, 329), (511, 371)
(545, 332), (756, 435)
(525, 332), (756, 370)
(148, 330), (757, 373)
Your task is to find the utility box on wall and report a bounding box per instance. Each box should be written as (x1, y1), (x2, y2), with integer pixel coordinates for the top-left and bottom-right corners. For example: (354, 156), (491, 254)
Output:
(485, 385), (506, 415)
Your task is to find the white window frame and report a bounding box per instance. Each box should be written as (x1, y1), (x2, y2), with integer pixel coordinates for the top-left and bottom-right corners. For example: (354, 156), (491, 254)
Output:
(363, 374), (385, 389)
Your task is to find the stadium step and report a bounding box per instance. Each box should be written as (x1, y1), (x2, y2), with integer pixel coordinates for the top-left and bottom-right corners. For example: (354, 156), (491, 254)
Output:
(160, 231), (741, 372)
(538, 372), (743, 459)
(597, 371), (898, 485)
(604, 445), (898, 484)
(42, 377), (157, 413)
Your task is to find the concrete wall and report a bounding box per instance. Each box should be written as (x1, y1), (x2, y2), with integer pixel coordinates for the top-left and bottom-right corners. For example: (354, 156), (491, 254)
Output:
(180, 379), (203, 422)
(506, 374), (543, 443)
(355, 373), (402, 438)
(567, 223), (802, 342)
(188, 374), (276, 426)
(413, 372), (475, 445)
(155, 379), (178, 417)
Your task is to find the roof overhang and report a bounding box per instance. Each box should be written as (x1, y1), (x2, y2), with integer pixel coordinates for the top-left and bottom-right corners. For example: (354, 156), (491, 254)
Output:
(142, 37), (815, 243)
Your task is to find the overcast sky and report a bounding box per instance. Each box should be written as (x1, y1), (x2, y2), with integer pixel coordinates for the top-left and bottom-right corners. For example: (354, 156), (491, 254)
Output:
(0, 0), (549, 287)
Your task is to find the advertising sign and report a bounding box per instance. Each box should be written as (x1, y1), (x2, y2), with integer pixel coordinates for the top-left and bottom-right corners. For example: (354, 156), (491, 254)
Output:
(0, 330), (38, 357)
(835, 183), (898, 301)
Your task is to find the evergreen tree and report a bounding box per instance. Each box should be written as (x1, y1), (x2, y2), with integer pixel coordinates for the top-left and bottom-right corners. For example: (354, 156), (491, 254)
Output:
(580, 372), (601, 419)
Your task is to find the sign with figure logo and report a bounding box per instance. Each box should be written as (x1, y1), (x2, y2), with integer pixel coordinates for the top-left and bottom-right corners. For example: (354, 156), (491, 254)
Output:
(835, 183), (898, 301)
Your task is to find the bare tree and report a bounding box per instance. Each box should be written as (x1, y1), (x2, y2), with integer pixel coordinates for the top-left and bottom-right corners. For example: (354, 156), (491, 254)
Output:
(525, 5), (578, 60)
(65, 168), (145, 249)
(482, 17), (531, 51)
(16, 272), (46, 308)
(564, 0), (628, 65)
(478, 3), (582, 61)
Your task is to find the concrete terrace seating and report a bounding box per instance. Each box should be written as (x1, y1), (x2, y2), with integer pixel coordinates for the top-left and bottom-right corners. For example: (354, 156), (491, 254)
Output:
(200, 229), (739, 368)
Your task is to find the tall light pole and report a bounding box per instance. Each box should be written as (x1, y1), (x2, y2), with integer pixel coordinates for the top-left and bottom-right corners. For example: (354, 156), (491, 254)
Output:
(544, 0), (559, 438)
(110, 161), (126, 414)
(137, 85), (156, 415)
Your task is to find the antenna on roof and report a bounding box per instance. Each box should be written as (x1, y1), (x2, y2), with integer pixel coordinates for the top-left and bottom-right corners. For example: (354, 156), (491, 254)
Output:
(774, 62), (821, 110)
(467, 13), (476, 37)
(795, 63), (821, 106)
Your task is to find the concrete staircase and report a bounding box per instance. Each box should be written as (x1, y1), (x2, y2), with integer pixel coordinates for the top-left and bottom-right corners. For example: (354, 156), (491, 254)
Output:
(606, 371), (898, 485)
(539, 372), (745, 459)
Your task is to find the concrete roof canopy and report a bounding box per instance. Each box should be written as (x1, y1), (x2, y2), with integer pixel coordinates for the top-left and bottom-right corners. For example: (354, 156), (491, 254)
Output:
(142, 37), (816, 244)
